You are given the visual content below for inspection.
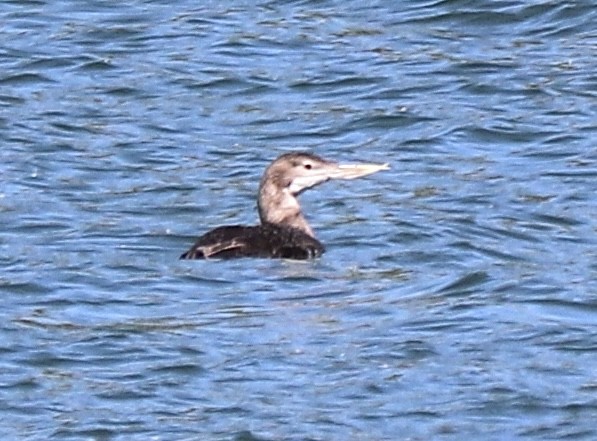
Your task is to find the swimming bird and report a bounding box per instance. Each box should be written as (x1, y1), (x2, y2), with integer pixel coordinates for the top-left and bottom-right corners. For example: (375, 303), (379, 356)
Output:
(180, 152), (389, 259)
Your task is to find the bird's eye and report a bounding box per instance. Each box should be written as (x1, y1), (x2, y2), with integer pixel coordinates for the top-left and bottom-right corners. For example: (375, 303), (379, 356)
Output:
(304, 163), (312, 170)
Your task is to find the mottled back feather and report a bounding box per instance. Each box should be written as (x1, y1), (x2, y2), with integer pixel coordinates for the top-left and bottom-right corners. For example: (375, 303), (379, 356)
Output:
(180, 223), (325, 260)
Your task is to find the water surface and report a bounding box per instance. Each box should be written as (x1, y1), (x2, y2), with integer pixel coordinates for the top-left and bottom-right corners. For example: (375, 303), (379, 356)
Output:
(1, 1), (596, 440)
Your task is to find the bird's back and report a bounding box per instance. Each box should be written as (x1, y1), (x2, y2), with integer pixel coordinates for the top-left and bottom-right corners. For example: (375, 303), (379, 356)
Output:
(180, 223), (325, 259)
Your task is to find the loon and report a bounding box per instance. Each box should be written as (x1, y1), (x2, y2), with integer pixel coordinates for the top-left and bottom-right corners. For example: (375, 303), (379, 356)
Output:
(180, 152), (389, 260)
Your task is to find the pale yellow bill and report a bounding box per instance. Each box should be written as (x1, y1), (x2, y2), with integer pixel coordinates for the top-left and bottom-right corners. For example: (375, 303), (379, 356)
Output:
(335, 162), (390, 180)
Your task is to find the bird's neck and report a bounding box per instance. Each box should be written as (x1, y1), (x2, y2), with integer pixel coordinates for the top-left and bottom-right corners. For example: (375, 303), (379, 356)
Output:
(258, 184), (315, 237)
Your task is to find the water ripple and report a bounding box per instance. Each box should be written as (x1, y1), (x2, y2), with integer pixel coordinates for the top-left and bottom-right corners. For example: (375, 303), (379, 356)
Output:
(1, 0), (596, 440)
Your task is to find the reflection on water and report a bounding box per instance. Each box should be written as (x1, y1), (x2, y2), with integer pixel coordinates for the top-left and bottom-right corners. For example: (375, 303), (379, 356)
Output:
(1, 0), (596, 440)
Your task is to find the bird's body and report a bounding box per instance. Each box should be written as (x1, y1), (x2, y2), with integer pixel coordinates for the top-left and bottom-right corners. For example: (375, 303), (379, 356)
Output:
(180, 223), (324, 260)
(180, 152), (388, 260)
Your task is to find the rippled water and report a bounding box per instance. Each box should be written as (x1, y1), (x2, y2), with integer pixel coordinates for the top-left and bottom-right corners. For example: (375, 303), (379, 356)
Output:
(1, 1), (596, 440)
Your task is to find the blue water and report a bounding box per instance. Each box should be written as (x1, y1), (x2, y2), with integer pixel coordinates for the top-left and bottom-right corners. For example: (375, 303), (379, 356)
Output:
(1, 1), (596, 440)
